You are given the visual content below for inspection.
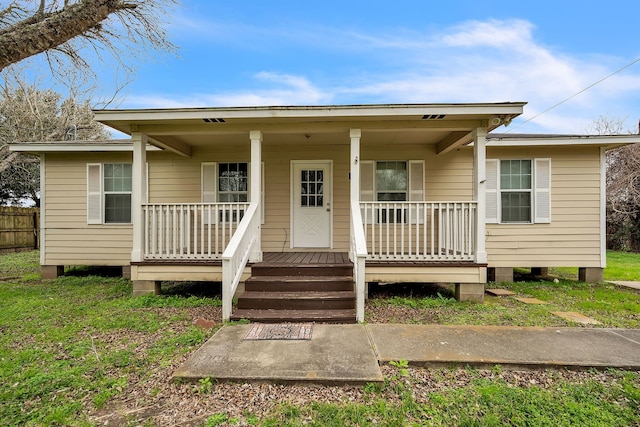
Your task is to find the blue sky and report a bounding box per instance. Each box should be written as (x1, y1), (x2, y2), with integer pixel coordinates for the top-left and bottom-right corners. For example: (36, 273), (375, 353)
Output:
(43, 1), (640, 133)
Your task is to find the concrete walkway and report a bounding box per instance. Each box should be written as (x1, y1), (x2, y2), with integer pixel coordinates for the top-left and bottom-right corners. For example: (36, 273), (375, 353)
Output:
(610, 280), (640, 290)
(174, 324), (640, 384)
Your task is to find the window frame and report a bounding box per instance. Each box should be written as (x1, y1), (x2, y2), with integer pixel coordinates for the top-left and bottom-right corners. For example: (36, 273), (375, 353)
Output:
(499, 159), (533, 224)
(375, 160), (408, 202)
(87, 162), (133, 225)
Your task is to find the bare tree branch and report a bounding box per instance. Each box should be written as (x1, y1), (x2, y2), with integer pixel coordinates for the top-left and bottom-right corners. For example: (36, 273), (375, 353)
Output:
(0, 0), (176, 76)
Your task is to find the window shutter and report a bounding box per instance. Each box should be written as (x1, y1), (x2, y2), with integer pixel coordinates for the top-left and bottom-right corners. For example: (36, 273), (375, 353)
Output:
(87, 163), (102, 224)
(485, 159), (498, 224)
(534, 158), (551, 223)
(408, 160), (425, 224)
(201, 163), (217, 203)
(359, 161), (375, 201)
(408, 160), (424, 201)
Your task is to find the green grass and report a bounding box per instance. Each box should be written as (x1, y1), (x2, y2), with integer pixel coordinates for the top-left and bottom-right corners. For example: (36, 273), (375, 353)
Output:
(0, 250), (220, 426)
(370, 250), (640, 328)
(260, 370), (640, 426)
(1, 250), (639, 425)
(605, 250), (640, 280)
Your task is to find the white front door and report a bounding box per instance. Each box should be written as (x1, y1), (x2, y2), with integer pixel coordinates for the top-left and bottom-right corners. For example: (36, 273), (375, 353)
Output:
(291, 161), (332, 248)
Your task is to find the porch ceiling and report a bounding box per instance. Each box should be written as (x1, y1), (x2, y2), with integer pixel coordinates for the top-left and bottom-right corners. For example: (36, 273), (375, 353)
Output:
(95, 103), (526, 153)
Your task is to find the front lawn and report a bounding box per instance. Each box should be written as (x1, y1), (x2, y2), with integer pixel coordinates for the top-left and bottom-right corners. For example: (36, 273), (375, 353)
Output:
(0, 250), (638, 426)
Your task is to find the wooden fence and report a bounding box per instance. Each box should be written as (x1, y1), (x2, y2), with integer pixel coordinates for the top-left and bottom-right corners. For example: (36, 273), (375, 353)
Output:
(0, 207), (39, 253)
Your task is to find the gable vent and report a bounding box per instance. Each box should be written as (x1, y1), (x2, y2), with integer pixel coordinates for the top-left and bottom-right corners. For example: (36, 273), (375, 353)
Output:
(203, 118), (226, 123)
(422, 114), (446, 120)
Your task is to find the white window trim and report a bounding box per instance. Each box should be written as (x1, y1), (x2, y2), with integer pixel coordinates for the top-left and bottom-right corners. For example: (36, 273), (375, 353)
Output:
(486, 158), (551, 224)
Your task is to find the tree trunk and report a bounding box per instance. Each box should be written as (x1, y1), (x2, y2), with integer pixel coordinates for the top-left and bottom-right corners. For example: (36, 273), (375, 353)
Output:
(0, 0), (134, 71)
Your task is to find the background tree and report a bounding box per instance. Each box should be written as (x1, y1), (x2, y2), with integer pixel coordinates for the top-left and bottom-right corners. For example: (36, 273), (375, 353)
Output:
(588, 116), (640, 252)
(0, 0), (177, 206)
(0, 73), (110, 206)
(0, 0), (176, 75)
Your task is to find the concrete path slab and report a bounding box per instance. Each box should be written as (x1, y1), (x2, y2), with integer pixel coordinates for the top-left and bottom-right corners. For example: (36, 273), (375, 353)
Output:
(514, 297), (548, 304)
(551, 311), (601, 325)
(367, 324), (640, 370)
(174, 324), (383, 384)
(485, 289), (515, 296)
(610, 281), (640, 290)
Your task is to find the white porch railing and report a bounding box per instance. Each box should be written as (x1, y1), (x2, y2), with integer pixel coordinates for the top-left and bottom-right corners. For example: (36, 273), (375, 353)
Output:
(360, 201), (477, 261)
(349, 201), (368, 323)
(222, 203), (260, 321)
(142, 203), (250, 260)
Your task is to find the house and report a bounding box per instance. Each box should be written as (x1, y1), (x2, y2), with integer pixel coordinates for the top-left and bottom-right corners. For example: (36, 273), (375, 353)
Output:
(11, 103), (638, 323)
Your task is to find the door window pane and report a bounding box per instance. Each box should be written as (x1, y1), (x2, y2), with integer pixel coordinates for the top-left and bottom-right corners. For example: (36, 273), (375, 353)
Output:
(301, 169), (324, 207)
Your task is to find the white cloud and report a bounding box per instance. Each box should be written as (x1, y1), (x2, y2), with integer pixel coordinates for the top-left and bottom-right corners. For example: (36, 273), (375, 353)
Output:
(126, 72), (331, 108)
(126, 18), (640, 133)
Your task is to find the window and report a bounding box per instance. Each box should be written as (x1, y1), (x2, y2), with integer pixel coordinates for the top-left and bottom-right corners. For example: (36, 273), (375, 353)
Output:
(500, 159), (531, 223)
(218, 163), (248, 202)
(87, 163), (132, 224)
(486, 158), (551, 224)
(376, 161), (407, 201)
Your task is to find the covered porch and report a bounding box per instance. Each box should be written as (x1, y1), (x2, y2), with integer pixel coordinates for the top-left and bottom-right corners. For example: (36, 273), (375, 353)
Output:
(95, 103), (525, 322)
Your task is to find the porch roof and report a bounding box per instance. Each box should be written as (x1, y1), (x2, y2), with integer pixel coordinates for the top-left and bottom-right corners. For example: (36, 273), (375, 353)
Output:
(487, 133), (640, 149)
(88, 103), (525, 155)
(94, 102), (527, 133)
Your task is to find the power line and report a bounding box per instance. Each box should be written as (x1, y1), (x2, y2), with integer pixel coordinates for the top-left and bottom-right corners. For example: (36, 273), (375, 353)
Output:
(508, 56), (640, 132)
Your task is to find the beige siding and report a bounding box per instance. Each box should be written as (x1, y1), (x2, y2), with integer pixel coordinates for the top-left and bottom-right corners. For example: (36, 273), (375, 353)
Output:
(42, 140), (604, 270)
(43, 152), (133, 266)
(486, 146), (602, 268)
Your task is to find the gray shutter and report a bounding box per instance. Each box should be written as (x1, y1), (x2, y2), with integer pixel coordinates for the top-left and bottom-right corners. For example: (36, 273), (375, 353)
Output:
(485, 159), (498, 224)
(359, 161), (375, 201)
(534, 158), (551, 223)
(408, 160), (424, 201)
(87, 163), (102, 224)
(408, 160), (425, 224)
(201, 163), (217, 203)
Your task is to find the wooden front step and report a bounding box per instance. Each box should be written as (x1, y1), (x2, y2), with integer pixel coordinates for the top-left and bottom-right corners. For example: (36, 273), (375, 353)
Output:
(231, 309), (355, 324)
(245, 275), (353, 292)
(250, 264), (353, 277)
(231, 256), (356, 323)
(237, 291), (355, 310)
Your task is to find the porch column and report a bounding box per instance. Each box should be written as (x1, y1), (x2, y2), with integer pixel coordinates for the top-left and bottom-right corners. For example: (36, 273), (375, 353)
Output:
(350, 129), (361, 205)
(131, 132), (148, 263)
(350, 128), (366, 322)
(249, 130), (263, 262)
(473, 127), (487, 264)
(349, 129), (361, 252)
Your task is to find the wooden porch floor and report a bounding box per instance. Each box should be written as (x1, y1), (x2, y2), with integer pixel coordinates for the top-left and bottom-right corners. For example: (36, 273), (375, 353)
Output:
(261, 252), (350, 265)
